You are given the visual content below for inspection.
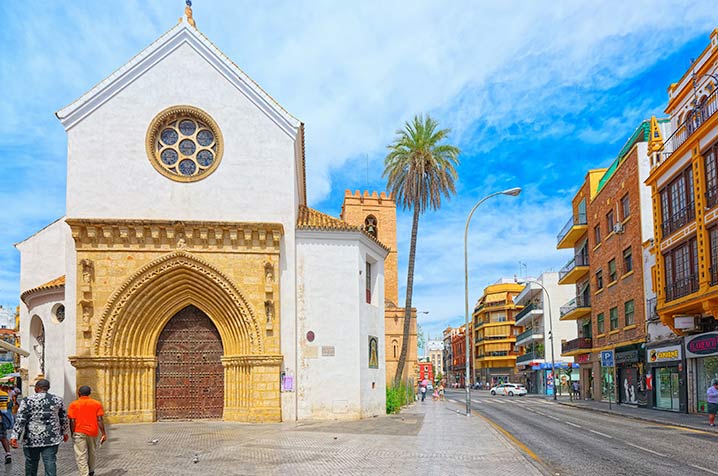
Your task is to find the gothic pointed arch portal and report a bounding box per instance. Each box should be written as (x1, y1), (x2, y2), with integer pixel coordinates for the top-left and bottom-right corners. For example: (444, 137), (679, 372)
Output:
(70, 250), (283, 423)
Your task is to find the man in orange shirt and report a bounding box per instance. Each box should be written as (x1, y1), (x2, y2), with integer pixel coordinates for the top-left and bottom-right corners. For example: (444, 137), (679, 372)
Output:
(67, 386), (107, 476)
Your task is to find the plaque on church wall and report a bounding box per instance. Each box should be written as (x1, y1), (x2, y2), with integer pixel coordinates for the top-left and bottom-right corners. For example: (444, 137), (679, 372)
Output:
(321, 346), (335, 357)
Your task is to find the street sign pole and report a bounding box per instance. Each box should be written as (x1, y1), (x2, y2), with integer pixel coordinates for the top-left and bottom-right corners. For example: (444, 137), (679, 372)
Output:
(601, 350), (615, 410)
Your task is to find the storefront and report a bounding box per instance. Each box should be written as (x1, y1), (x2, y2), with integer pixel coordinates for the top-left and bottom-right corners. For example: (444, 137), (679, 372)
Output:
(575, 353), (595, 400)
(615, 348), (641, 405)
(645, 341), (686, 413)
(685, 332), (718, 413)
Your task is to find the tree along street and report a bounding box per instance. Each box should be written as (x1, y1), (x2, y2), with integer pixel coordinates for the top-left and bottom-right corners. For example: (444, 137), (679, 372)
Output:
(445, 389), (718, 476)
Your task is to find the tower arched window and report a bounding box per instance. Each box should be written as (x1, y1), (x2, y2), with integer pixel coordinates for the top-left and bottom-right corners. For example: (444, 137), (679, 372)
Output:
(392, 340), (398, 359)
(364, 215), (378, 238)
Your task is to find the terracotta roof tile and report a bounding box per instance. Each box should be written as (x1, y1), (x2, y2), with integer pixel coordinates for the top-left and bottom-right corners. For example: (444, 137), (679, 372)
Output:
(297, 206), (390, 252)
(20, 276), (65, 303)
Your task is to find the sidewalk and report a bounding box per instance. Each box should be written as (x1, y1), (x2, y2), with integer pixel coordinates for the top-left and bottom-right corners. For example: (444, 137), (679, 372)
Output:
(1, 400), (548, 476)
(555, 396), (717, 432)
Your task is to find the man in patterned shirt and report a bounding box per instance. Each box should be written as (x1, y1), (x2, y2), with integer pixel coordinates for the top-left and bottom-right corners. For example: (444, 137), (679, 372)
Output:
(9, 379), (69, 476)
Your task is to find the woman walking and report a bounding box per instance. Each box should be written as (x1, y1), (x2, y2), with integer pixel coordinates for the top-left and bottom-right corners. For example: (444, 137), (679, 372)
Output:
(707, 379), (718, 427)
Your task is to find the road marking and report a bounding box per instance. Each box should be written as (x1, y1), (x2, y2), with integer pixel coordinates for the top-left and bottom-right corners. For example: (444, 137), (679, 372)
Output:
(533, 411), (547, 417)
(566, 421), (581, 428)
(662, 425), (713, 435)
(473, 412), (544, 464)
(588, 429), (613, 439)
(691, 464), (718, 475)
(546, 415), (561, 421)
(625, 442), (666, 457)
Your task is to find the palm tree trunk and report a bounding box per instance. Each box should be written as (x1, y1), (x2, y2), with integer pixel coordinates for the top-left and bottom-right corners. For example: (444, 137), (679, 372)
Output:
(394, 204), (420, 385)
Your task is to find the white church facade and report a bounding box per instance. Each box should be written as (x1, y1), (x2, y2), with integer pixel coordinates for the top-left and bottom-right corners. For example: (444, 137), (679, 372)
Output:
(15, 11), (388, 423)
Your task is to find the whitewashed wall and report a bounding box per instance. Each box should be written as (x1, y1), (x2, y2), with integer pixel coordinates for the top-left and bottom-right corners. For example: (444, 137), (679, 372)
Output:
(296, 231), (386, 420)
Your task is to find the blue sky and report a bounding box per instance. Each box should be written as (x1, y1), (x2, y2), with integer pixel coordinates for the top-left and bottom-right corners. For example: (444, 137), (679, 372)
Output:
(0, 1), (715, 341)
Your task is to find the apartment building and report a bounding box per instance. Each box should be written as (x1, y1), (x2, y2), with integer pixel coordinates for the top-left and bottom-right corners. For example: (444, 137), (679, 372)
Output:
(559, 120), (654, 404)
(513, 272), (577, 395)
(472, 279), (524, 386)
(646, 28), (718, 414)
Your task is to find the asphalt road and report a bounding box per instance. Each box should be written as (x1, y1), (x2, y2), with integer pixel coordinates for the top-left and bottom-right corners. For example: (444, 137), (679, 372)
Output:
(445, 388), (718, 476)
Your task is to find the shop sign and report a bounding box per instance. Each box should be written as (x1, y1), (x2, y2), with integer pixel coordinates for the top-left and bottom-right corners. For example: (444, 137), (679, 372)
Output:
(576, 353), (591, 364)
(647, 345), (682, 363)
(615, 350), (639, 364)
(685, 333), (718, 358)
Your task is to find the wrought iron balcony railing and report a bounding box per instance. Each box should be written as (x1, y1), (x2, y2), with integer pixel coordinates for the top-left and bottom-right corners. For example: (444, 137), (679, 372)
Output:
(559, 294), (591, 318)
(665, 275), (699, 302)
(561, 337), (592, 354)
(556, 213), (588, 244)
(516, 327), (543, 344)
(515, 302), (541, 323)
(661, 202), (695, 238)
(516, 351), (544, 364)
(658, 88), (718, 165)
(559, 252), (589, 281)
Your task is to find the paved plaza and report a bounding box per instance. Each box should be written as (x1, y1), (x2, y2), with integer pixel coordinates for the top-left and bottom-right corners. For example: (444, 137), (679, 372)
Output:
(1, 400), (544, 476)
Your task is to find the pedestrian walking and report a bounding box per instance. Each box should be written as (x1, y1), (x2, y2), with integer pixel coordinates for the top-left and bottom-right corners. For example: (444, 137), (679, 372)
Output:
(0, 384), (14, 464)
(572, 381), (580, 399)
(68, 386), (107, 476)
(10, 379), (69, 476)
(707, 379), (718, 427)
(420, 385), (427, 402)
(438, 383), (445, 401)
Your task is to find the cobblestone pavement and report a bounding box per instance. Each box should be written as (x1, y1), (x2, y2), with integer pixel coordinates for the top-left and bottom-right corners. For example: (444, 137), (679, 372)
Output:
(0, 399), (545, 476)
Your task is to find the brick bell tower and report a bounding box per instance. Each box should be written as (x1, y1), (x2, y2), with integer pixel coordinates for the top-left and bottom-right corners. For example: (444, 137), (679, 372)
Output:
(341, 190), (417, 385)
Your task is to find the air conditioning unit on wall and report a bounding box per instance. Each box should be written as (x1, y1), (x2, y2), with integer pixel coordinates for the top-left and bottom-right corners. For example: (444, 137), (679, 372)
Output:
(613, 223), (624, 234)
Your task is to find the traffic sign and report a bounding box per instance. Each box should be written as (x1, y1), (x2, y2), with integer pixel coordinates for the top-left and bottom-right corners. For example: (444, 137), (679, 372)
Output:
(601, 350), (614, 367)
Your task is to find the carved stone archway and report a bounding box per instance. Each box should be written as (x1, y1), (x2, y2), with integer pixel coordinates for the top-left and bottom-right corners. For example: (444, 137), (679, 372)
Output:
(71, 250), (282, 423)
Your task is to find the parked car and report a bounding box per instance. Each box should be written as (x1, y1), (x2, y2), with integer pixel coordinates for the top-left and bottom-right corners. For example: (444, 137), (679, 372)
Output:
(489, 383), (527, 396)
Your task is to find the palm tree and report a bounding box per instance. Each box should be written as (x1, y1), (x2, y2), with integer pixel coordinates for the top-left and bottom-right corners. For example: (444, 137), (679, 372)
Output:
(384, 114), (460, 384)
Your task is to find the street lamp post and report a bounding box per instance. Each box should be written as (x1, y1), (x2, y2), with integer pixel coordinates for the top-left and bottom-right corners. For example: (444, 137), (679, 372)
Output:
(464, 187), (521, 416)
(517, 278), (557, 401)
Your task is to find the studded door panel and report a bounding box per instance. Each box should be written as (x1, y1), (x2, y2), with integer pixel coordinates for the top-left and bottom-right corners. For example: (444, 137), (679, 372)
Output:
(156, 305), (224, 420)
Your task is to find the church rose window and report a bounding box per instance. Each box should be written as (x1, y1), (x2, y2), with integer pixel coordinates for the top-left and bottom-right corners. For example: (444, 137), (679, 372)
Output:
(145, 105), (223, 182)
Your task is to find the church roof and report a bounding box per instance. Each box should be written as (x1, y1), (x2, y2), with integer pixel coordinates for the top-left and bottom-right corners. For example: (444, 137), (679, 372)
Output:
(20, 276), (65, 304)
(54, 17), (307, 203)
(297, 206), (390, 252)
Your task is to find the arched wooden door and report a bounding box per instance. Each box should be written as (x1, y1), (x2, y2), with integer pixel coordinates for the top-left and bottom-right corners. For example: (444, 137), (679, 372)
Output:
(155, 305), (224, 420)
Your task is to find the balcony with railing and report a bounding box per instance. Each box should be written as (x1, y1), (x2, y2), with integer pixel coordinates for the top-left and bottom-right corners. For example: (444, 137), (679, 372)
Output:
(515, 302), (543, 326)
(560, 294), (591, 321)
(655, 88), (718, 167)
(515, 326), (544, 346)
(557, 213), (588, 249)
(561, 337), (592, 356)
(665, 275), (699, 302)
(516, 350), (544, 364)
(661, 202), (695, 239)
(558, 252), (590, 285)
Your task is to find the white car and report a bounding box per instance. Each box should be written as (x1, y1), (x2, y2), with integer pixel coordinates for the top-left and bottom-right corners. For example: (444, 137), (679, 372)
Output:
(489, 383), (527, 396)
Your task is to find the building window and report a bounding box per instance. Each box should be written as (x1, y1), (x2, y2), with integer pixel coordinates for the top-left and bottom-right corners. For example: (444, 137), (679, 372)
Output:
(594, 225), (601, 246)
(624, 300), (635, 326)
(664, 237), (698, 301)
(608, 259), (617, 283)
(621, 194), (630, 220)
(596, 269), (603, 290)
(623, 247), (633, 274)
(365, 261), (372, 304)
(711, 227), (718, 286)
(597, 313), (605, 334)
(659, 166), (694, 238)
(607, 210), (615, 233)
(364, 215), (378, 238)
(705, 143), (718, 209)
(610, 307), (619, 331)
(145, 105), (223, 182)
